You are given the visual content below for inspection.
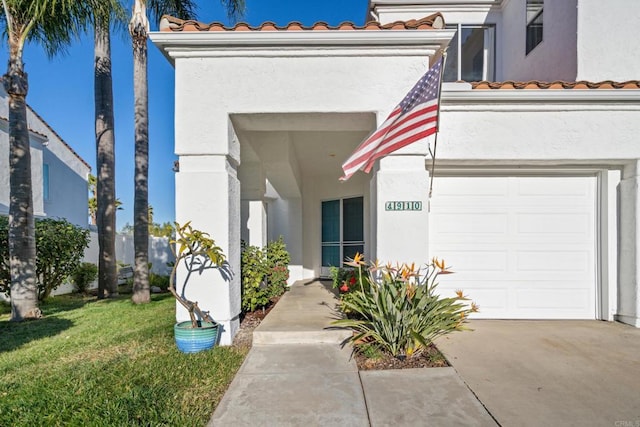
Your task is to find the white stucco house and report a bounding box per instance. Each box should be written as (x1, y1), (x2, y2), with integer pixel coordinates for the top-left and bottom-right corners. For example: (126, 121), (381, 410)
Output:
(0, 87), (90, 227)
(151, 0), (640, 344)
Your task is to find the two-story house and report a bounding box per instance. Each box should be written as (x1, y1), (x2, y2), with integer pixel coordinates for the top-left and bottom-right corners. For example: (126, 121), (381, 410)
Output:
(151, 0), (640, 344)
(0, 87), (90, 228)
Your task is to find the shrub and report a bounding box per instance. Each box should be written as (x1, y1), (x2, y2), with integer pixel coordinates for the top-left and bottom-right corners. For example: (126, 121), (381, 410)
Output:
(149, 272), (170, 290)
(0, 216), (90, 301)
(265, 237), (290, 298)
(240, 242), (269, 312)
(241, 238), (291, 312)
(333, 255), (478, 359)
(71, 262), (98, 294)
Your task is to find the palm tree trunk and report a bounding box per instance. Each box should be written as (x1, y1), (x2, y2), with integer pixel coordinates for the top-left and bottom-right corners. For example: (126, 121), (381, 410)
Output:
(131, 1), (150, 304)
(94, 19), (118, 298)
(3, 56), (40, 321)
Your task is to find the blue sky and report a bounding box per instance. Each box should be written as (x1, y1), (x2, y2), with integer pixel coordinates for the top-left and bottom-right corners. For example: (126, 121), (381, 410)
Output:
(1, 0), (370, 230)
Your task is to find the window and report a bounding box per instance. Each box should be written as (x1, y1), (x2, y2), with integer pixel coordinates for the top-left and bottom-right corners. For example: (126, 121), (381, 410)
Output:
(321, 196), (364, 276)
(526, 0), (543, 54)
(43, 163), (50, 201)
(444, 24), (495, 82)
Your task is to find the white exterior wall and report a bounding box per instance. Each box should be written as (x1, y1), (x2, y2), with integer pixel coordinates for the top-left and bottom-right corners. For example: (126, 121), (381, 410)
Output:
(576, 0), (640, 81)
(439, 91), (639, 161)
(501, 0), (577, 81)
(0, 89), (90, 227)
(0, 122), (46, 218)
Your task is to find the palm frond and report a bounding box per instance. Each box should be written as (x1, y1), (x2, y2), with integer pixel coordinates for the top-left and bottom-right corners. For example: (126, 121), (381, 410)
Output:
(147, 0), (246, 25)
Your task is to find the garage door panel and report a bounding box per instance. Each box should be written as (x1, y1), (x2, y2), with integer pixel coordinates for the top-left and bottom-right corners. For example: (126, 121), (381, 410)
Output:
(436, 286), (508, 312)
(436, 177), (509, 197)
(516, 213), (592, 237)
(430, 175), (597, 319)
(432, 250), (508, 272)
(516, 177), (592, 197)
(516, 288), (592, 310)
(431, 212), (508, 234)
(516, 250), (593, 272)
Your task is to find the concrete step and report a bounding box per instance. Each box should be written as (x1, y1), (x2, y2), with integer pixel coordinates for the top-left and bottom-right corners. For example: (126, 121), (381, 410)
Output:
(252, 280), (352, 345)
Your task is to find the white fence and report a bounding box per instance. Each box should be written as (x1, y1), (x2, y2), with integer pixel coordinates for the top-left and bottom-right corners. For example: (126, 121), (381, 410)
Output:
(51, 231), (173, 296)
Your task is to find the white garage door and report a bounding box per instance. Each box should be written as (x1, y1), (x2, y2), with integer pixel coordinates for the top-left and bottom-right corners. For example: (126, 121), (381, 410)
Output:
(429, 175), (597, 319)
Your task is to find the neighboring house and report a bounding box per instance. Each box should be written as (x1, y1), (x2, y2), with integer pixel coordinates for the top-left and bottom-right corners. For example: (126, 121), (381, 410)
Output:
(0, 86), (90, 227)
(151, 0), (640, 344)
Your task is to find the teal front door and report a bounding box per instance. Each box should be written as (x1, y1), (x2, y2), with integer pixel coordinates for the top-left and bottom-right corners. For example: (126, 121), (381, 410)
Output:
(321, 196), (364, 277)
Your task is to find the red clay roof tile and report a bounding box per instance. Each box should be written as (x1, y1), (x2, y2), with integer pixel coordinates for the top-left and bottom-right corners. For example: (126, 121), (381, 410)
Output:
(470, 80), (640, 90)
(159, 12), (445, 32)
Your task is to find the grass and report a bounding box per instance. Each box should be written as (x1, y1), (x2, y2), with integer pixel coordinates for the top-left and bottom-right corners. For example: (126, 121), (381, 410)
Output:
(0, 293), (248, 426)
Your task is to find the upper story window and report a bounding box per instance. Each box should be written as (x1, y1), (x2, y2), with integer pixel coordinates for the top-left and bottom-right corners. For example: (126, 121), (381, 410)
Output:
(443, 24), (495, 82)
(43, 163), (50, 201)
(526, 0), (543, 54)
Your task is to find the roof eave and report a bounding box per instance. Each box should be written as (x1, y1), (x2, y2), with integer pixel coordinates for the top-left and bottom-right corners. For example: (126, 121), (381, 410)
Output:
(443, 87), (640, 104)
(150, 28), (456, 64)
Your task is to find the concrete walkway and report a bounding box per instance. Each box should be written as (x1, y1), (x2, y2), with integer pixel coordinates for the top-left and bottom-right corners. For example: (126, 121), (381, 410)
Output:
(209, 280), (495, 426)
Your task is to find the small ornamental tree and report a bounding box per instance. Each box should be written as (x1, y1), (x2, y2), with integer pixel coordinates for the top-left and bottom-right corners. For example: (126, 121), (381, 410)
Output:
(169, 222), (227, 328)
(0, 216), (91, 301)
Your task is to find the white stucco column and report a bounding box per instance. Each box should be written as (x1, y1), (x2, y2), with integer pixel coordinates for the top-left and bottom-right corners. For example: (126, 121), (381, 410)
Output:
(239, 161), (267, 248)
(617, 160), (640, 327)
(175, 154), (241, 345)
(372, 155), (430, 265)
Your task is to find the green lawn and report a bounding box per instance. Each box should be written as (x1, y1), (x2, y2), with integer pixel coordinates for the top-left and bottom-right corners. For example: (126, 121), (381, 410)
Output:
(0, 293), (247, 426)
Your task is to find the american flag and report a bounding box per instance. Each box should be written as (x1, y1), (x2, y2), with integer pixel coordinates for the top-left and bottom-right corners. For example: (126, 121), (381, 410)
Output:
(341, 57), (444, 181)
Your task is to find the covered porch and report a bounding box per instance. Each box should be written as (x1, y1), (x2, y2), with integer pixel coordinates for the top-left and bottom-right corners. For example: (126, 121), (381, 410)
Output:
(151, 15), (451, 344)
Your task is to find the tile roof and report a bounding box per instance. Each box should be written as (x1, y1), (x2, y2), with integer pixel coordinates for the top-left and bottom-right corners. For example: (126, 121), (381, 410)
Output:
(471, 80), (640, 89)
(159, 12), (445, 32)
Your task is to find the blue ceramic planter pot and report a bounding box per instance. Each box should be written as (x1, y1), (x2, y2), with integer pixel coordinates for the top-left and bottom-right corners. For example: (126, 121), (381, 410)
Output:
(174, 320), (219, 353)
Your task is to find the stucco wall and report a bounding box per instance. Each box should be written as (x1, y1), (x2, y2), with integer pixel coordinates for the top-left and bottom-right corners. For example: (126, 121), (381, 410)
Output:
(576, 0), (640, 81)
(438, 92), (640, 161)
(174, 55), (430, 157)
(501, 0), (578, 81)
(0, 123), (45, 218)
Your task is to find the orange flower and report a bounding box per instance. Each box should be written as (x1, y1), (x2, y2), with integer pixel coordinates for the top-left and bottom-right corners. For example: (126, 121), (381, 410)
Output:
(344, 252), (366, 267)
(433, 257), (445, 270)
(455, 289), (465, 299)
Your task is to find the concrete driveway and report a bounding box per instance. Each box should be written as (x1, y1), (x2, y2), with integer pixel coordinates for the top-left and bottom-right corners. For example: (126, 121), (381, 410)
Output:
(436, 320), (640, 427)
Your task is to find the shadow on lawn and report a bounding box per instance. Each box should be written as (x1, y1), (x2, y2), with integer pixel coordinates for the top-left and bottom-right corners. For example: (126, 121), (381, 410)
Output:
(0, 316), (74, 353)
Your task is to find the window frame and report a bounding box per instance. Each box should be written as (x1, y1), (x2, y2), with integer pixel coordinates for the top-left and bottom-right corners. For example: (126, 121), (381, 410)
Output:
(526, 0), (544, 55)
(444, 23), (496, 82)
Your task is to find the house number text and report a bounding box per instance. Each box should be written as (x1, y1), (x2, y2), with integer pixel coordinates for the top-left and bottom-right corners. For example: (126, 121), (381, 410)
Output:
(385, 201), (422, 211)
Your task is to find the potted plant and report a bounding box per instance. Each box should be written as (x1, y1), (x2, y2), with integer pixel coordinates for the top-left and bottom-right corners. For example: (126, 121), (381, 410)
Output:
(169, 222), (227, 353)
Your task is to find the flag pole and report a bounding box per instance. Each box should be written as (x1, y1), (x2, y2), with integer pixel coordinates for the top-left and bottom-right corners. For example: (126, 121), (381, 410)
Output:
(428, 49), (447, 201)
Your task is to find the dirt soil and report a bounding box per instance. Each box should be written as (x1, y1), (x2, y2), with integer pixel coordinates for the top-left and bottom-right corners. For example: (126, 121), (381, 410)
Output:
(231, 295), (449, 370)
(353, 343), (449, 370)
(231, 296), (280, 351)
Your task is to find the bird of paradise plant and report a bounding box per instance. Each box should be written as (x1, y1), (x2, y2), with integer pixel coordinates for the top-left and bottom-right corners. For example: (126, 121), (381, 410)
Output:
(333, 255), (478, 359)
